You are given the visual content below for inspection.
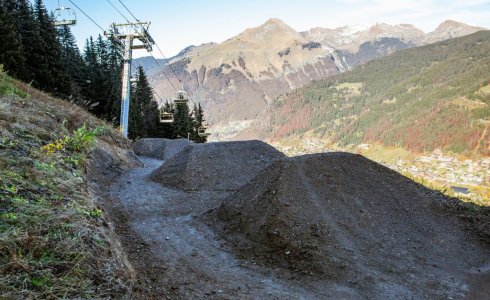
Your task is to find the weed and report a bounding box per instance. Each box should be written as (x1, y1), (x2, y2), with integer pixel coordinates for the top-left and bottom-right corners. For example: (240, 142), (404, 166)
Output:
(1, 86), (130, 298)
(90, 208), (103, 218)
(0, 67), (28, 98)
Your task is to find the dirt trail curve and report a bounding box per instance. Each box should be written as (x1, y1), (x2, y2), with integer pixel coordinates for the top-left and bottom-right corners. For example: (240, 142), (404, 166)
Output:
(106, 140), (490, 299)
(110, 156), (324, 299)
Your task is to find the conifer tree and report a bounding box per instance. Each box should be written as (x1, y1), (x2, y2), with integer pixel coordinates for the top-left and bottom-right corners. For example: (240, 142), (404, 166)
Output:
(135, 66), (159, 137)
(172, 101), (194, 139)
(103, 33), (123, 123)
(34, 0), (71, 96)
(57, 25), (83, 100)
(0, 0), (27, 79)
(14, 0), (45, 84)
(193, 103), (208, 143)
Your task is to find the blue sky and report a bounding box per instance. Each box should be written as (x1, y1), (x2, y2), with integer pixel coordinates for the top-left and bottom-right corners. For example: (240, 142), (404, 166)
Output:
(42, 0), (490, 58)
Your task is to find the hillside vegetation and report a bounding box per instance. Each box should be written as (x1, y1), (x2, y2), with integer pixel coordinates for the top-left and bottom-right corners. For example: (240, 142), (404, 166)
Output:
(245, 31), (490, 156)
(0, 71), (134, 298)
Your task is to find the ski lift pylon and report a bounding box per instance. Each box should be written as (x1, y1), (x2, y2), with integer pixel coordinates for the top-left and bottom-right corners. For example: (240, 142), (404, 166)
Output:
(53, 2), (77, 27)
(173, 90), (189, 105)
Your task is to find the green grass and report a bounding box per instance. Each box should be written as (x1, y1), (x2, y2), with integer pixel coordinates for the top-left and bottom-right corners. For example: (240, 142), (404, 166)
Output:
(359, 144), (414, 163)
(0, 124), (106, 297)
(0, 65), (28, 99)
(0, 74), (130, 298)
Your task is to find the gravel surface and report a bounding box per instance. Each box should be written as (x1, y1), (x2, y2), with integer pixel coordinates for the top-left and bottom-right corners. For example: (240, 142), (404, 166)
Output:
(207, 152), (490, 299)
(150, 140), (285, 191)
(107, 142), (490, 299)
(132, 138), (192, 160)
(111, 156), (327, 299)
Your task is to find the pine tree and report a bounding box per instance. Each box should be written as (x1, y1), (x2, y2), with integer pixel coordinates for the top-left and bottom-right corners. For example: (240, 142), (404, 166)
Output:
(193, 103), (208, 143)
(0, 0), (27, 79)
(16, 0), (45, 87)
(173, 101), (194, 139)
(57, 24), (83, 100)
(34, 0), (71, 96)
(135, 66), (159, 137)
(80, 38), (96, 103)
(105, 33), (123, 123)
(128, 86), (143, 139)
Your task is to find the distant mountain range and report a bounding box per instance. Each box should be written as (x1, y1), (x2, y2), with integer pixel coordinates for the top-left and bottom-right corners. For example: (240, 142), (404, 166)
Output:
(134, 19), (485, 130)
(237, 31), (490, 156)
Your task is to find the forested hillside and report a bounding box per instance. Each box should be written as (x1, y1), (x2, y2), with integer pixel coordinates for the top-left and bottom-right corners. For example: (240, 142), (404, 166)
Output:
(0, 0), (208, 142)
(243, 30), (490, 156)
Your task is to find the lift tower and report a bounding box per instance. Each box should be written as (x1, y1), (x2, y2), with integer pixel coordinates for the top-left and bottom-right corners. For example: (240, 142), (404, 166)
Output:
(105, 22), (154, 137)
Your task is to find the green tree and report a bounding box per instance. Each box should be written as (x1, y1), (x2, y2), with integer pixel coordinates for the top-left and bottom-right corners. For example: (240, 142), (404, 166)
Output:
(173, 101), (194, 139)
(34, 0), (71, 96)
(0, 0), (27, 79)
(127, 66), (163, 139)
(192, 103), (208, 143)
(57, 24), (83, 100)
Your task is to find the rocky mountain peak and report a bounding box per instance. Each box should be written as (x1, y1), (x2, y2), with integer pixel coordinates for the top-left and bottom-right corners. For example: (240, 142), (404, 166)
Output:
(425, 20), (485, 43)
(239, 17), (302, 42)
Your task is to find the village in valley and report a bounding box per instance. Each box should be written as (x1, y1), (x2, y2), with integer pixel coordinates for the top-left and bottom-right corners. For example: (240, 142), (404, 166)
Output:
(273, 138), (490, 204)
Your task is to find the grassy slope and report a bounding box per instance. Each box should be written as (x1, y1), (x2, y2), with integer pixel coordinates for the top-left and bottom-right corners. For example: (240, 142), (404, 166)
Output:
(0, 72), (133, 298)
(246, 30), (490, 156)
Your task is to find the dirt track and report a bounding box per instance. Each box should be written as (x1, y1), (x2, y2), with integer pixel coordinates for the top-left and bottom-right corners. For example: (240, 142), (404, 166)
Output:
(105, 140), (490, 299)
(110, 157), (326, 299)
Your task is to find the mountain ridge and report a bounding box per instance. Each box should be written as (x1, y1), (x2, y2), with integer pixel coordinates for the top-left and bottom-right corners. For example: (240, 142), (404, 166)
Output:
(136, 18), (485, 127)
(236, 30), (490, 156)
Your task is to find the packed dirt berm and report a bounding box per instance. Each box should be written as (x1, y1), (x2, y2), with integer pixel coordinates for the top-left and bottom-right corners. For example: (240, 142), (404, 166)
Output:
(205, 152), (490, 298)
(150, 140), (286, 191)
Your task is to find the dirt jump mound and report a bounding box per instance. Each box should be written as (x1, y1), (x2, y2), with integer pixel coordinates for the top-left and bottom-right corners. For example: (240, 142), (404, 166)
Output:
(150, 140), (285, 191)
(132, 138), (192, 160)
(207, 152), (490, 299)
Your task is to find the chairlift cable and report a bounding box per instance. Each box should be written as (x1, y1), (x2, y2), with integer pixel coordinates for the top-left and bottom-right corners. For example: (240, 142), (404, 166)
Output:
(98, 0), (175, 101)
(67, 0), (104, 31)
(149, 53), (177, 91)
(117, 0), (140, 22)
(105, 0), (131, 23)
(129, 61), (165, 103)
(112, 0), (197, 105)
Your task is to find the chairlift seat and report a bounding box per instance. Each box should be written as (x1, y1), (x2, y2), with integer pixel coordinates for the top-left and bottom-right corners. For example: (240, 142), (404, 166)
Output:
(53, 7), (77, 26)
(198, 126), (211, 137)
(160, 112), (174, 123)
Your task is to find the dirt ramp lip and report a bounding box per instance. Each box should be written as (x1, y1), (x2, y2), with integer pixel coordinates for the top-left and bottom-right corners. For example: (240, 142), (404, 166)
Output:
(150, 140), (286, 191)
(132, 138), (192, 160)
(205, 152), (490, 298)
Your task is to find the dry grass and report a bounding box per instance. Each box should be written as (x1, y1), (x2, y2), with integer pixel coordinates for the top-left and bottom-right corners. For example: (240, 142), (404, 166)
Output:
(0, 74), (132, 298)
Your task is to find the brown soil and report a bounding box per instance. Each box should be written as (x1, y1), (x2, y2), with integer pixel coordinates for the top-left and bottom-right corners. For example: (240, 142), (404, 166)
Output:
(206, 152), (490, 299)
(150, 140), (285, 191)
(90, 139), (489, 299)
(132, 138), (192, 160)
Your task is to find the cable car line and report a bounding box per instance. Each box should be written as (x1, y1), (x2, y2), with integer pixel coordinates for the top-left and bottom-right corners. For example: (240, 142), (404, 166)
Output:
(111, 0), (197, 103)
(67, 0), (104, 31)
(69, 0), (210, 134)
(117, 0), (140, 22)
(101, 1), (181, 97)
(105, 0), (131, 24)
